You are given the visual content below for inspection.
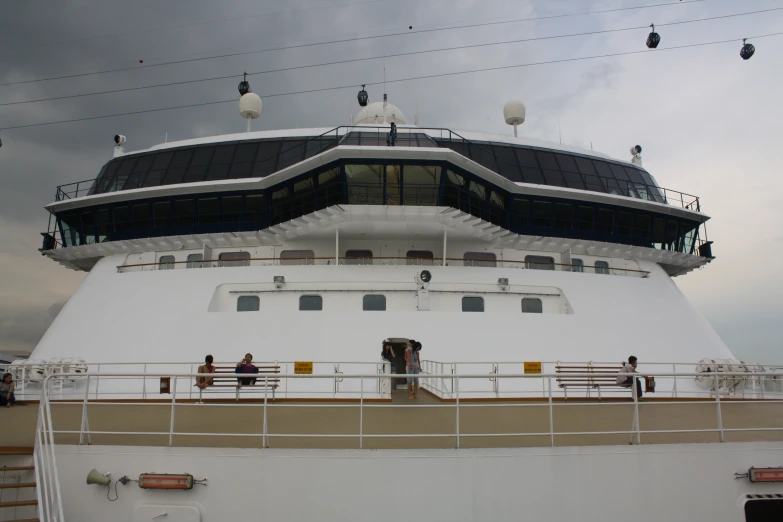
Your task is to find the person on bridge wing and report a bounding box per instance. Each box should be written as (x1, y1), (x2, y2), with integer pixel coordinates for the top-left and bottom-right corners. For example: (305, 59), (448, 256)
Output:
(235, 353), (259, 387)
(616, 356), (643, 400)
(405, 340), (422, 400)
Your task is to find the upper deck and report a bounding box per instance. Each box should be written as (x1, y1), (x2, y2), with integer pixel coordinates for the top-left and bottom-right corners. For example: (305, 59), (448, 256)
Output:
(40, 126), (712, 271)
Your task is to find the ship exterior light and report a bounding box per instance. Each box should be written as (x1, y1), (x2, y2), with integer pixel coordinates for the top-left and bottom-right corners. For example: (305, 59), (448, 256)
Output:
(274, 275), (286, 288)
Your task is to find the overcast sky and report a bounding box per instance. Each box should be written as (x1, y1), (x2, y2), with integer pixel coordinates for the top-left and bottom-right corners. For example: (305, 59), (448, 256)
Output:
(0, 0), (781, 362)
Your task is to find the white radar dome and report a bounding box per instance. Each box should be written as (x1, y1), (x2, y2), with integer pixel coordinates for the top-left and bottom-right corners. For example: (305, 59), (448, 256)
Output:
(239, 92), (262, 120)
(503, 100), (526, 126)
(355, 101), (407, 125)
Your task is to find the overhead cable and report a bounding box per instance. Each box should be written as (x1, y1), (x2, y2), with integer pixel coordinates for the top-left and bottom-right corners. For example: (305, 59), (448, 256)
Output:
(0, 0), (706, 87)
(2, 6), (779, 107)
(3, 31), (781, 132)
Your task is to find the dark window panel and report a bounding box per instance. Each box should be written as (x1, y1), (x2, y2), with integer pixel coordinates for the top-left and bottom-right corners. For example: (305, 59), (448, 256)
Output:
(593, 160), (612, 179)
(80, 211), (96, 244)
(198, 198), (219, 224)
(595, 260), (610, 275)
(183, 165), (207, 183)
(624, 167), (644, 183)
(144, 171), (163, 187)
(151, 152), (173, 171)
(511, 199), (530, 227)
(153, 201), (172, 227)
(96, 208), (110, 240)
(603, 177), (628, 196)
(442, 140), (469, 158)
(113, 206), (130, 232)
(445, 170), (465, 187)
(562, 171), (586, 190)
(525, 255), (555, 270)
(554, 203), (574, 229)
(222, 196), (244, 222)
(406, 251), (434, 265)
(277, 140), (306, 170)
(175, 199), (195, 225)
(576, 206), (595, 232)
(122, 172), (146, 190)
(596, 208), (614, 234)
(555, 154), (578, 172)
(493, 145), (522, 181)
(191, 147), (214, 166)
(571, 258), (584, 272)
(652, 217), (666, 243)
(211, 145), (235, 164)
(111, 158), (137, 192)
(531, 200), (553, 227)
(536, 151), (559, 170)
(521, 168), (545, 184)
(342, 132), (362, 145)
(664, 219), (679, 245)
(489, 190), (505, 210)
(237, 296), (260, 312)
(233, 143), (259, 163)
(515, 148), (539, 168)
(133, 155), (155, 173)
(543, 169), (566, 187)
(522, 298), (543, 313)
(583, 174), (605, 193)
(346, 164), (383, 205)
(93, 161), (120, 193)
(229, 161), (253, 179)
(575, 157), (596, 175)
(163, 168), (186, 185)
(253, 141), (281, 177)
(206, 164), (230, 181)
(617, 211), (633, 236)
(345, 249), (373, 265)
(246, 194), (265, 223)
(610, 163), (630, 180)
(131, 203), (151, 229)
(299, 295), (323, 311)
(464, 252), (496, 267)
(169, 149), (193, 169)
(634, 214), (651, 239)
(305, 138), (336, 158)
(363, 295), (386, 311)
(474, 144), (499, 173)
(218, 251), (250, 267)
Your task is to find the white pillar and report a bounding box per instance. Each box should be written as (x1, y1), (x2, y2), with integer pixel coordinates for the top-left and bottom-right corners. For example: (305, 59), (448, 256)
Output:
(335, 228), (340, 265)
(442, 229), (448, 266)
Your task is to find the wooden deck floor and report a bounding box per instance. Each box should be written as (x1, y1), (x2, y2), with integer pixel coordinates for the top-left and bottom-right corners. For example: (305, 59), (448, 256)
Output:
(5, 391), (783, 449)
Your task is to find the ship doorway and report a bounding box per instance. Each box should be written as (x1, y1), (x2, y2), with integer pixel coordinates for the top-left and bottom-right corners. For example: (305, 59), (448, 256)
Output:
(383, 337), (409, 389)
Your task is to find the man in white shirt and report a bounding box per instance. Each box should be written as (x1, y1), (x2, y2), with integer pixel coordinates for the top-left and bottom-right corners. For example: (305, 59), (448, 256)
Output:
(616, 356), (642, 399)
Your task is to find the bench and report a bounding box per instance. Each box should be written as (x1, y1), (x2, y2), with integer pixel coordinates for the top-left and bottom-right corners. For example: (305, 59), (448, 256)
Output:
(196, 364), (281, 403)
(555, 363), (653, 400)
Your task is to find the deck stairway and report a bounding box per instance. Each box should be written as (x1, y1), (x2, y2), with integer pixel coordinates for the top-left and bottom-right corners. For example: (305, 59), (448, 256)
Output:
(0, 448), (39, 522)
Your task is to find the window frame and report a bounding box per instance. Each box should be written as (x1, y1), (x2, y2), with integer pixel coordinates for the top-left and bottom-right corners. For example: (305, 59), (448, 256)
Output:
(522, 298), (543, 314)
(299, 295), (323, 311)
(362, 294), (387, 311)
(462, 296), (485, 312)
(237, 295), (260, 312)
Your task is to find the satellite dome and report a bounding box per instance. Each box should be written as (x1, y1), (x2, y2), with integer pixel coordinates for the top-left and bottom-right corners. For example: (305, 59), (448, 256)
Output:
(503, 100), (526, 126)
(239, 92), (262, 120)
(355, 101), (407, 125)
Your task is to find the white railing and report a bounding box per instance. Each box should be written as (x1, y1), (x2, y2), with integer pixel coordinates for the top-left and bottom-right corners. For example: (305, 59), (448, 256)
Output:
(33, 380), (65, 522)
(40, 371), (783, 451)
(9, 359), (783, 402)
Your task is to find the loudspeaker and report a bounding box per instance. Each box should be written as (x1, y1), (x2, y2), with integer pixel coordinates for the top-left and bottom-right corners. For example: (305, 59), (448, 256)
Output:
(86, 469), (111, 487)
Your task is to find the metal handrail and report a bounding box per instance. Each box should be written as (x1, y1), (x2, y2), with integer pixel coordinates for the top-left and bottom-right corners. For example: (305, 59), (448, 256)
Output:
(34, 375), (65, 522)
(39, 371), (783, 452)
(115, 255), (652, 276)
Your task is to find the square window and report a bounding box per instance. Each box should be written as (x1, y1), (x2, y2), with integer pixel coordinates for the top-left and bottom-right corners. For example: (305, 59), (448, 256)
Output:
(363, 295), (386, 311)
(595, 260), (610, 275)
(237, 295), (259, 312)
(525, 255), (555, 270)
(345, 249), (373, 265)
(281, 250), (315, 265)
(187, 253), (203, 268)
(218, 251), (250, 267)
(407, 250), (434, 265)
(462, 296), (484, 312)
(300, 295), (323, 311)
(571, 258), (584, 272)
(464, 252), (496, 267)
(522, 298), (543, 313)
(158, 255), (175, 270)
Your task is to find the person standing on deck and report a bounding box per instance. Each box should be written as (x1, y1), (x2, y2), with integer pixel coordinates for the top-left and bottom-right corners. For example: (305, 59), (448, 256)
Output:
(382, 343), (396, 374)
(1, 373), (16, 407)
(617, 356), (643, 400)
(405, 340), (422, 400)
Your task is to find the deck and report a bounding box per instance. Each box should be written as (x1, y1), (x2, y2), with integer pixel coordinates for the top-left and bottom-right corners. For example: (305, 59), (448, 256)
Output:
(7, 390), (783, 449)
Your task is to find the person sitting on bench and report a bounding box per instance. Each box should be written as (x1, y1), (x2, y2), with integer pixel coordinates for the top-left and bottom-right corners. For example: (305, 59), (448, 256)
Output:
(196, 355), (216, 390)
(235, 353), (259, 387)
(616, 356), (643, 399)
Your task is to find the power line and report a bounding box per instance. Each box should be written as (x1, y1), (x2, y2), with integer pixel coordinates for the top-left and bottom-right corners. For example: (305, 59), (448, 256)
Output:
(2, 7), (779, 108)
(0, 0), (705, 87)
(3, 31), (781, 132)
(0, 0), (398, 53)
(6, 8), (780, 108)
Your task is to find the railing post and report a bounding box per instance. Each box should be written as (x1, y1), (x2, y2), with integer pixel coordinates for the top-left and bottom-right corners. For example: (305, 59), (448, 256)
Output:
(94, 364), (101, 399)
(672, 363), (678, 398)
(263, 375), (269, 448)
(631, 376), (641, 445)
(169, 376), (177, 447)
(715, 374), (724, 443)
(548, 376), (555, 447)
(79, 375), (91, 445)
(143, 363), (148, 399)
(359, 376), (364, 449)
(455, 374), (460, 449)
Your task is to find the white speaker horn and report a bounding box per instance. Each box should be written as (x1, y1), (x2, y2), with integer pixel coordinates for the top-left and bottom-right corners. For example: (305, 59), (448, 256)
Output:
(86, 469), (111, 487)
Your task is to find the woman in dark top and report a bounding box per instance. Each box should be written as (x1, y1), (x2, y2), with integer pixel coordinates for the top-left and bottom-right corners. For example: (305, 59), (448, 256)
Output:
(382, 343), (396, 374)
(1, 373), (15, 407)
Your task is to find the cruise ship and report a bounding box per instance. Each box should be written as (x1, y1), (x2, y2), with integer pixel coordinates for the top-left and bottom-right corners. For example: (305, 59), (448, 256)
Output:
(3, 82), (783, 522)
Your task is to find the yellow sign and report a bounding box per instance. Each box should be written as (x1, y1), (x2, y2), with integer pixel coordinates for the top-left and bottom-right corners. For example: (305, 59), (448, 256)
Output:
(294, 361), (313, 374)
(524, 362), (542, 374)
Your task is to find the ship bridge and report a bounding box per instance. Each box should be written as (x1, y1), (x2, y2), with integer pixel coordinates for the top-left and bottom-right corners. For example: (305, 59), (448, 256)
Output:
(41, 125), (711, 275)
